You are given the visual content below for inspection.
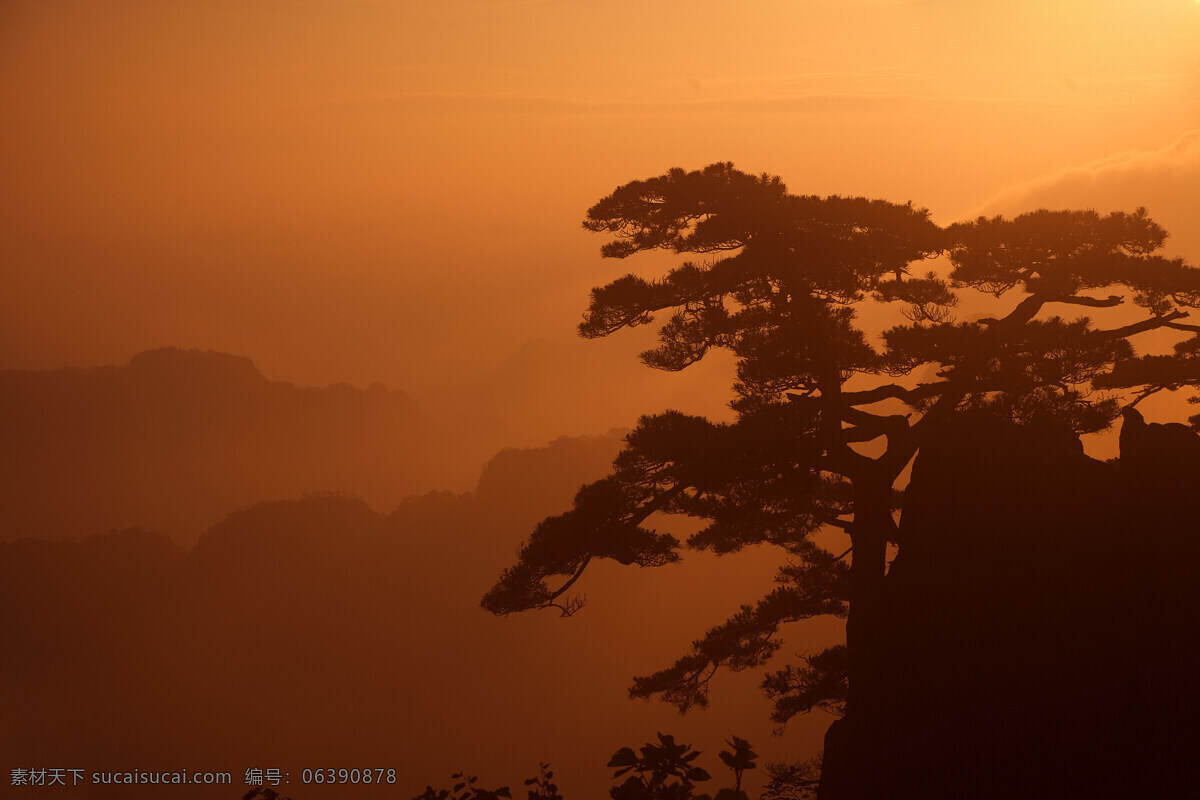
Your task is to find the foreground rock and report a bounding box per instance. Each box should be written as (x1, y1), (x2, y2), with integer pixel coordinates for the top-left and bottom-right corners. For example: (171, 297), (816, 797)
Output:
(820, 410), (1200, 799)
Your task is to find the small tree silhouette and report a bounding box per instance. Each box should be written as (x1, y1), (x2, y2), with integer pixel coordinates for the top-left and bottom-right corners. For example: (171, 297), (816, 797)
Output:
(608, 733), (711, 800)
(717, 736), (757, 795)
(523, 763), (563, 800)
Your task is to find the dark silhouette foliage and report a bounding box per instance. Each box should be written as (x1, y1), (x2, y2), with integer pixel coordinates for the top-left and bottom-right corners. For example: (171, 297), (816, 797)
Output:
(758, 756), (821, 800)
(413, 772), (512, 800)
(716, 736), (757, 793)
(410, 735), (762, 800)
(607, 733), (711, 800)
(483, 162), (1200, 746)
(523, 763), (563, 800)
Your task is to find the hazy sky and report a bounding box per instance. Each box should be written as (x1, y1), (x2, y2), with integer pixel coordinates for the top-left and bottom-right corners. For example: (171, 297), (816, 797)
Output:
(3, 3), (1200, 792)
(3, 0), (1199, 398)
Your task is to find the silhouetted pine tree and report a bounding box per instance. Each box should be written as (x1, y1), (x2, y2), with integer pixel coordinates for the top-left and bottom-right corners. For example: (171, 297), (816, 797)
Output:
(482, 163), (1200, 732)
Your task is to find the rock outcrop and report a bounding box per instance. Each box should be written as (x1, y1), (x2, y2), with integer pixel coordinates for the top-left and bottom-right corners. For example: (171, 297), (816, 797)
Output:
(820, 410), (1200, 799)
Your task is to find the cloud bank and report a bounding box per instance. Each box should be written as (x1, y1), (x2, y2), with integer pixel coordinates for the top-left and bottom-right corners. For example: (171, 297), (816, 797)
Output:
(967, 130), (1200, 261)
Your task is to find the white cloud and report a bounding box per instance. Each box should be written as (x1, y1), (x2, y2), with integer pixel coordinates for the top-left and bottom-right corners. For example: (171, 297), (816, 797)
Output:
(966, 130), (1200, 261)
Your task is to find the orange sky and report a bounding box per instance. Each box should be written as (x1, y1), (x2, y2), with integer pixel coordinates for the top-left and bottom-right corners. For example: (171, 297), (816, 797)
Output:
(2, 0), (1199, 410)
(3, 4), (1200, 794)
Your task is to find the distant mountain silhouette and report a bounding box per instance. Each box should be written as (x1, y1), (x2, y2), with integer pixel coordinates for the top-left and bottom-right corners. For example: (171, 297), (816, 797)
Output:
(0, 347), (444, 542)
(820, 411), (1200, 799)
(0, 345), (736, 544)
(472, 431), (628, 520)
(22, 354), (1196, 798)
(419, 337), (737, 453)
(0, 427), (796, 799)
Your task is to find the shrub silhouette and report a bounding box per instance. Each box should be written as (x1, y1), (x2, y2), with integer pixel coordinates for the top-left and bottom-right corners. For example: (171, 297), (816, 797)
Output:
(408, 735), (768, 800)
(413, 771), (512, 800)
(607, 733), (710, 800)
(523, 763), (563, 800)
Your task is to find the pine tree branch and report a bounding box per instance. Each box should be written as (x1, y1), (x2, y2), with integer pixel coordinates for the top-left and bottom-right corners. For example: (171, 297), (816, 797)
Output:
(1092, 310), (1188, 341)
(840, 426), (887, 444)
(1166, 322), (1200, 334)
(980, 293), (1123, 330)
(1053, 294), (1124, 308)
(839, 406), (911, 445)
(1129, 385), (1166, 408)
(533, 484), (688, 615)
(817, 513), (854, 532)
(980, 292), (1048, 329)
(841, 406), (910, 433)
(804, 381), (948, 407)
(539, 556), (591, 616)
(632, 484), (688, 523)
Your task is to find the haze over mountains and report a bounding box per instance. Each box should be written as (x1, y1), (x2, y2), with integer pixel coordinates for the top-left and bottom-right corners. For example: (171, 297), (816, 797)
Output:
(0, 347), (433, 542)
(0, 425), (818, 799)
(0, 344), (836, 797)
(0, 345), (733, 544)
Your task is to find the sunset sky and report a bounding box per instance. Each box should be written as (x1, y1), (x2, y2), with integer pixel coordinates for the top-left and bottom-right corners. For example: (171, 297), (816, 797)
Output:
(4, 3), (1200, 796)
(3, 0), (1198, 413)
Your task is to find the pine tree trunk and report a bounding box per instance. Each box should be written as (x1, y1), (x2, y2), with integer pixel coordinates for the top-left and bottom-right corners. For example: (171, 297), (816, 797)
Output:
(846, 488), (891, 714)
(818, 483), (892, 800)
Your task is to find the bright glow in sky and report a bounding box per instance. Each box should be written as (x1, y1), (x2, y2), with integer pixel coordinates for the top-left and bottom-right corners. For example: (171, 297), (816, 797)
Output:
(1, 0), (1198, 395)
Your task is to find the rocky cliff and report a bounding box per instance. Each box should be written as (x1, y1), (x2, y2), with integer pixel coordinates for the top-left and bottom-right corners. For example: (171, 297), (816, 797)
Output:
(821, 410), (1200, 799)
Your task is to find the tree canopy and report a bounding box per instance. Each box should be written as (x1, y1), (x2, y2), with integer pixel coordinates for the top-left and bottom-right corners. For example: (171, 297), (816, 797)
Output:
(482, 162), (1200, 728)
